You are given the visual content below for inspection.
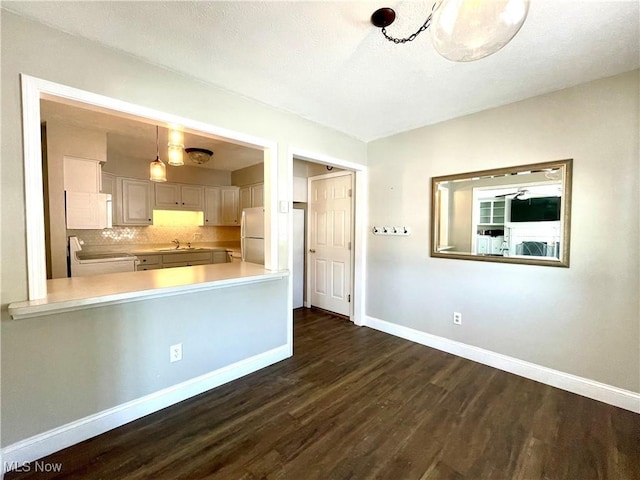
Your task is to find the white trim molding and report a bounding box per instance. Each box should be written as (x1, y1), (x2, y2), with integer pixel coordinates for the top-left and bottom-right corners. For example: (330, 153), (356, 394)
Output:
(2, 345), (290, 472)
(19, 74), (278, 300)
(364, 316), (640, 413)
(289, 147), (367, 327)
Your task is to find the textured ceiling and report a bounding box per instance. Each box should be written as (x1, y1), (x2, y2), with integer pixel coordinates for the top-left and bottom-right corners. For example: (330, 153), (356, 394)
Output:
(5, 1), (640, 141)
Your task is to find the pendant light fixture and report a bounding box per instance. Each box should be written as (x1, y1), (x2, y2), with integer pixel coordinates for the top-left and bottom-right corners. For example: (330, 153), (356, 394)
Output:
(167, 128), (184, 166)
(371, 0), (529, 62)
(149, 125), (167, 182)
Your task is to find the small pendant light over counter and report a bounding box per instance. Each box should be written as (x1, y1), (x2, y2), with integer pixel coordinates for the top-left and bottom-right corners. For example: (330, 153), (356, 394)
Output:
(150, 125), (167, 182)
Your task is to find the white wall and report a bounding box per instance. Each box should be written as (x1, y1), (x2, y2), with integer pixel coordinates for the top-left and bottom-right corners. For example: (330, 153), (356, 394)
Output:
(1, 11), (366, 448)
(366, 70), (639, 392)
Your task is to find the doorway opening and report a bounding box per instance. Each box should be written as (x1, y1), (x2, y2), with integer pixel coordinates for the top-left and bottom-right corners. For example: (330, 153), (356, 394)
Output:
(289, 150), (367, 329)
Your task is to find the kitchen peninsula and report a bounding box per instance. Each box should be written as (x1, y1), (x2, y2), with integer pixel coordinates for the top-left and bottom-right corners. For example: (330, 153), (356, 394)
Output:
(8, 262), (287, 320)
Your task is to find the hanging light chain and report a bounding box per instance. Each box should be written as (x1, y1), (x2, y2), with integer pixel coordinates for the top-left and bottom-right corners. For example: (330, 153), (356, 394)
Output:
(381, 12), (433, 44)
(379, 2), (439, 44)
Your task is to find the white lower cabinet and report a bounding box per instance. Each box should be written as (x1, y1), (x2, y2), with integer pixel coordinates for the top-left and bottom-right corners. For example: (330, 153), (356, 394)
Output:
(476, 235), (505, 255)
(136, 250), (229, 271)
(136, 254), (162, 271)
(212, 251), (228, 264)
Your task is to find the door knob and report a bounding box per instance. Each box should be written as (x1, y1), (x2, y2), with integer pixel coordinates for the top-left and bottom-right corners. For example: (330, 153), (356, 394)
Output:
(309, 249), (316, 253)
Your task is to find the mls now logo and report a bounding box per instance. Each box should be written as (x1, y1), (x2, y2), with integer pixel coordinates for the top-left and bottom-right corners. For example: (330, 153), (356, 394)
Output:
(4, 461), (63, 473)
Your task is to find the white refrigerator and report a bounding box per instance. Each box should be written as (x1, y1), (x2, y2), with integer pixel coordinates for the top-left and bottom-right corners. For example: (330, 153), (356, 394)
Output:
(241, 207), (265, 264)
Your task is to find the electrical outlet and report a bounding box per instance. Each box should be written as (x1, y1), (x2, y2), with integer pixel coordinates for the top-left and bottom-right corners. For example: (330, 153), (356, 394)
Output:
(453, 312), (462, 325)
(170, 343), (183, 363)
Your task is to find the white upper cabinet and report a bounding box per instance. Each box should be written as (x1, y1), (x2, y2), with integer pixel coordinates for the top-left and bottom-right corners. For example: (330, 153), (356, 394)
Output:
(239, 182), (264, 216)
(204, 187), (221, 226)
(239, 186), (252, 212)
(117, 178), (153, 225)
(154, 183), (204, 211)
(251, 183), (264, 208)
(204, 186), (239, 226)
(63, 156), (102, 192)
(220, 187), (239, 225)
(101, 172), (116, 196)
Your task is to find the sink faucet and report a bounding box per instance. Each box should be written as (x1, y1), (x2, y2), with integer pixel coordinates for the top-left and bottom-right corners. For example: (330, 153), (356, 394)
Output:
(172, 239), (180, 249)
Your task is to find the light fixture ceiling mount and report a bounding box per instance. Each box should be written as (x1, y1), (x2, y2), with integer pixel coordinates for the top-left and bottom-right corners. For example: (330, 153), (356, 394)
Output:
(371, 0), (529, 62)
(185, 147), (213, 165)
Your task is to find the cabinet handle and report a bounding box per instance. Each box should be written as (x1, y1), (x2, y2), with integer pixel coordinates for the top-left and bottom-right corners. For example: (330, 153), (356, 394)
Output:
(309, 249), (316, 253)
(142, 259), (147, 263)
(175, 202), (179, 205)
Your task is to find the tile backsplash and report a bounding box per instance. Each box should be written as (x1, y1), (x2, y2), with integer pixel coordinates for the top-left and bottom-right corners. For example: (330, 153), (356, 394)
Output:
(68, 225), (240, 247)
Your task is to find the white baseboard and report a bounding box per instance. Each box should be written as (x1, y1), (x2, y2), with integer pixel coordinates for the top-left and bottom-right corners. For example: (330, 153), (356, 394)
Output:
(364, 316), (640, 414)
(2, 345), (290, 471)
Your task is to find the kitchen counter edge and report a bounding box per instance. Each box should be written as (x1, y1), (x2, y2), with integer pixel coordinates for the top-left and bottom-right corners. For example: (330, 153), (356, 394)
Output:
(8, 263), (288, 320)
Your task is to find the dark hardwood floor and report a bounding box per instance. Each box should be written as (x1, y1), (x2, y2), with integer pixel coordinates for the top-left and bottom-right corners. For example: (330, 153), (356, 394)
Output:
(7, 308), (639, 479)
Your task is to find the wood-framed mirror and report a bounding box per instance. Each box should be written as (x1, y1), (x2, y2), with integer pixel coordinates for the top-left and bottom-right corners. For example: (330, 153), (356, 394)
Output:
(431, 159), (573, 267)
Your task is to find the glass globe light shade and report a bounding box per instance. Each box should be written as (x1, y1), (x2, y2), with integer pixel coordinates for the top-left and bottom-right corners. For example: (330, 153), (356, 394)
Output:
(167, 129), (184, 145)
(167, 144), (184, 166)
(150, 157), (167, 182)
(430, 0), (529, 62)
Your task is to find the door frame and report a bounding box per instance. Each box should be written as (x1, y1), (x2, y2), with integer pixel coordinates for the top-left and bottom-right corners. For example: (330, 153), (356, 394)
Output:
(287, 148), (367, 331)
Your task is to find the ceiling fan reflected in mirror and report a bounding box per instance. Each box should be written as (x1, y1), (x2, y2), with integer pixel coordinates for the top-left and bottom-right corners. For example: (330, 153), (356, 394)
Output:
(495, 188), (530, 199)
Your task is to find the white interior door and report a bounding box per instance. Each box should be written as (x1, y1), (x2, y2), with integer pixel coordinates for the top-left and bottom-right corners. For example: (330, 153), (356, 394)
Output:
(308, 172), (353, 316)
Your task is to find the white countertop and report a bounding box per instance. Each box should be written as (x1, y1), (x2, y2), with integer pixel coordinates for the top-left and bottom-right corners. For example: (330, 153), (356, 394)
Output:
(8, 262), (288, 320)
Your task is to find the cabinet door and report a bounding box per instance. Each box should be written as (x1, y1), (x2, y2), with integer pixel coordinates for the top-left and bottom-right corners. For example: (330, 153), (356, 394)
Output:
(101, 172), (116, 196)
(239, 186), (252, 213)
(212, 251), (229, 264)
(220, 187), (239, 225)
(63, 156), (102, 193)
(476, 235), (490, 254)
(492, 200), (505, 224)
(479, 201), (492, 224)
(490, 236), (505, 254)
(251, 183), (264, 208)
(204, 187), (221, 226)
(102, 173), (117, 224)
(180, 185), (204, 210)
(155, 183), (181, 209)
(119, 178), (153, 225)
